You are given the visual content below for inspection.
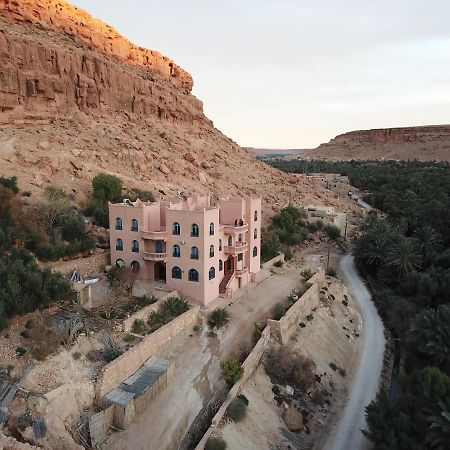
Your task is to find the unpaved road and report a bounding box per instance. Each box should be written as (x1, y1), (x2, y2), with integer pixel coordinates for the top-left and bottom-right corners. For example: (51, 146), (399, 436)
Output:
(323, 255), (385, 450)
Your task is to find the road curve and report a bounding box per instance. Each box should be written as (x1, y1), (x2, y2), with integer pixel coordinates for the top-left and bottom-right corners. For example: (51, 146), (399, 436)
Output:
(323, 255), (385, 450)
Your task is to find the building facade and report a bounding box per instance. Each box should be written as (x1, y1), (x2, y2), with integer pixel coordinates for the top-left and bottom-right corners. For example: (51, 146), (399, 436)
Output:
(109, 195), (261, 306)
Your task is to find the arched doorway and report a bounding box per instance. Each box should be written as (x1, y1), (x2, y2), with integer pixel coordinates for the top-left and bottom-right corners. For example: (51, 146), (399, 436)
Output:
(154, 262), (166, 281)
(225, 256), (234, 274)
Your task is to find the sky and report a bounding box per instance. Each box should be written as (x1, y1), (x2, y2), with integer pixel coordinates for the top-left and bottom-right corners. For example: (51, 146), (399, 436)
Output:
(71, 0), (450, 149)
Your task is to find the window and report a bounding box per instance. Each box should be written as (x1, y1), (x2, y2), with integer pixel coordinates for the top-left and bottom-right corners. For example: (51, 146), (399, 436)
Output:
(172, 266), (182, 279)
(191, 223), (199, 237)
(254, 228), (258, 239)
(116, 239), (123, 251)
(131, 219), (138, 232)
(209, 222), (215, 236)
(253, 246), (258, 257)
(191, 246), (199, 260)
(131, 261), (140, 272)
(116, 259), (124, 268)
(115, 217), (123, 230)
(238, 234), (243, 242)
(228, 236), (233, 247)
(173, 222), (180, 235)
(188, 269), (199, 282)
(209, 267), (215, 280)
(155, 241), (163, 253)
(219, 239), (222, 251)
(219, 259), (223, 271)
(254, 210), (258, 221)
(173, 245), (180, 257)
(209, 245), (214, 258)
(238, 253), (243, 262)
(132, 240), (140, 253)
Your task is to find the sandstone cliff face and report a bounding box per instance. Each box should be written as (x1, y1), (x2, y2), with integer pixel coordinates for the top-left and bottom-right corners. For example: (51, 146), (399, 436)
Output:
(309, 126), (450, 162)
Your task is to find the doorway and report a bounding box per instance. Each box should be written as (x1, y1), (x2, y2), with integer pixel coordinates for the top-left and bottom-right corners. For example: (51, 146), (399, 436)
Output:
(154, 262), (166, 281)
(226, 256), (234, 274)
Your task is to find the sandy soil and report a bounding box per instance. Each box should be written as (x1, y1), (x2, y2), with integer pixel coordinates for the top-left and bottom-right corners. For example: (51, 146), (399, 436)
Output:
(105, 259), (306, 450)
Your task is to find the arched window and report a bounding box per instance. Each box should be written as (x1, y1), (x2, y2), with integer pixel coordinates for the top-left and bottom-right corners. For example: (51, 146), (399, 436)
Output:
(116, 259), (124, 268)
(191, 246), (199, 260)
(172, 266), (182, 279)
(131, 219), (138, 232)
(209, 267), (215, 280)
(219, 259), (223, 271)
(228, 236), (233, 247)
(173, 245), (180, 257)
(132, 240), (140, 253)
(131, 261), (140, 273)
(116, 238), (123, 251)
(155, 241), (163, 253)
(254, 228), (258, 239)
(219, 239), (222, 251)
(209, 222), (214, 236)
(253, 246), (258, 257)
(173, 222), (180, 235)
(209, 245), (214, 258)
(188, 269), (199, 282)
(254, 210), (258, 221)
(191, 223), (199, 237)
(115, 217), (123, 230)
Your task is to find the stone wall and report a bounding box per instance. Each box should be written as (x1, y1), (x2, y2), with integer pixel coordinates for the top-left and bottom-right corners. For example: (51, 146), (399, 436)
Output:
(267, 269), (325, 344)
(96, 306), (199, 398)
(261, 252), (285, 270)
(195, 327), (271, 450)
(121, 290), (178, 332)
(45, 252), (110, 277)
(88, 404), (115, 447)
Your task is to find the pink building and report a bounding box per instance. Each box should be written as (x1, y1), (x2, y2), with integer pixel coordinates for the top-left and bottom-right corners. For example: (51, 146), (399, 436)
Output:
(108, 195), (261, 306)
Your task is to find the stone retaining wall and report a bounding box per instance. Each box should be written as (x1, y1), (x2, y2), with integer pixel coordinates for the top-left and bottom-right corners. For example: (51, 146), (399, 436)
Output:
(261, 252), (285, 269)
(46, 252), (110, 276)
(121, 290), (178, 332)
(96, 306), (200, 398)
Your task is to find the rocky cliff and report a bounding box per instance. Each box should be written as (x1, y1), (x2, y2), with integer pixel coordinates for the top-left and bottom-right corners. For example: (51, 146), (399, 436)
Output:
(308, 125), (450, 162)
(0, 0), (358, 217)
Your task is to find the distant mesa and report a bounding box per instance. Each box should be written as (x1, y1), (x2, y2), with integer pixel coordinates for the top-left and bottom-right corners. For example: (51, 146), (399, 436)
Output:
(245, 148), (310, 158)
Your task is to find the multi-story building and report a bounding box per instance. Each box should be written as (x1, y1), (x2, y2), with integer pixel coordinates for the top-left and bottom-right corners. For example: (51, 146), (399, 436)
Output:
(109, 195), (261, 306)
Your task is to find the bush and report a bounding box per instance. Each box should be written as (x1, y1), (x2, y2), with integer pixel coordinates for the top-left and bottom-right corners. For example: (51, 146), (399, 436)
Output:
(92, 173), (123, 204)
(147, 297), (189, 332)
(261, 234), (281, 262)
(338, 367), (346, 377)
(329, 362), (338, 371)
(272, 302), (286, 320)
(300, 268), (314, 281)
(324, 224), (341, 240)
(284, 247), (294, 260)
(342, 299), (349, 307)
(228, 397), (247, 422)
(15, 346), (27, 357)
(22, 191), (32, 197)
(237, 394), (249, 405)
(72, 351), (82, 360)
(132, 319), (146, 334)
(220, 357), (244, 386)
(274, 260), (284, 267)
(208, 308), (230, 329)
(326, 267), (337, 277)
(0, 176), (19, 193)
(205, 437), (227, 450)
(264, 347), (316, 391)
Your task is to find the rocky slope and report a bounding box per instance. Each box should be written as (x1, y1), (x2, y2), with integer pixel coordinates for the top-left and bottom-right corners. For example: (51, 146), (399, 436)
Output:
(308, 125), (450, 162)
(0, 0), (356, 216)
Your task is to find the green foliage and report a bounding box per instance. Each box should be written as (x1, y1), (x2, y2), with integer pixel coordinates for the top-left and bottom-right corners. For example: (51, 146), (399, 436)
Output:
(283, 246), (294, 260)
(92, 173), (123, 204)
(261, 233), (280, 262)
(274, 260), (284, 267)
(220, 357), (244, 386)
(208, 308), (230, 329)
(0, 176), (19, 193)
(72, 351), (82, 360)
(272, 302), (286, 320)
(228, 397), (247, 422)
(127, 188), (155, 202)
(410, 305), (450, 365)
(324, 224), (341, 240)
(427, 397), (450, 449)
(205, 437), (227, 450)
(132, 319), (146, 334)
(147, 297), (189, 332)
(300, 268), (314, 281)
(326, 267), (337, 277)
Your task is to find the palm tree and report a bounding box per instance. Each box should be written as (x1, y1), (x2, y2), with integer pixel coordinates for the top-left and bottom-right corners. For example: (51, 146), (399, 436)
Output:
(410, 305), (450, 365)
(414, 226), (443, 263)
(427, 397), (450, 449)
(386, 238), (421, 276)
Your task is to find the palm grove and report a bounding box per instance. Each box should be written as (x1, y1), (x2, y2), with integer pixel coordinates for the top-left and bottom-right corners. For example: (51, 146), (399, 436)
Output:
(270, 159), (450, 450)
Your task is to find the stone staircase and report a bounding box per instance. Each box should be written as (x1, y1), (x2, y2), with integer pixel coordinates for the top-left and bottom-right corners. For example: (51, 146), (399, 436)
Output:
(219, 272), (233, 296)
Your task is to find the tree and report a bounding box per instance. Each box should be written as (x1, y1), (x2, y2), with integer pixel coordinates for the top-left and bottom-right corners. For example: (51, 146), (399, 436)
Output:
(386, 237), (421, 277)
(92, 173), (123, 204)
(220, 357), (244, 386)
(410, 305), (450, 366)
(427, 397), (450, 449)
(414, 226), (443, 265)
(208, 308), (230, 329)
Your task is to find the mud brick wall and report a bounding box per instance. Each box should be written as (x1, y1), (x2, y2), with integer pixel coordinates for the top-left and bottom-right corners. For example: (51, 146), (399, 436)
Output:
(46, 252), (110, 277)
(96, 306), (199, 398)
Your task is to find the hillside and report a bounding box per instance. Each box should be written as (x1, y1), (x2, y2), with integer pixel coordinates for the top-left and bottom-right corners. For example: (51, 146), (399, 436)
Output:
(308, 125), (450, 162)
(0, 0), (355, 216)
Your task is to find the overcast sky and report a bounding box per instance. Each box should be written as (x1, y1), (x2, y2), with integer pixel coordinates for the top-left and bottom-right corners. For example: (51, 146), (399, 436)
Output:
(72, 0), (450, 148)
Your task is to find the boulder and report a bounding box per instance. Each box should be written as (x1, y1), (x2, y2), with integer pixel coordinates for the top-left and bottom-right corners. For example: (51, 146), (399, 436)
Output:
(284, 406), (303, 432)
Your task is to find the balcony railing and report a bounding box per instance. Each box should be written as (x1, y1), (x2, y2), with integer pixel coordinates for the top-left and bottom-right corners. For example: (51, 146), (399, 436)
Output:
(234, 268), (249, 277)
(224, 241), (249, 255)
(144, 252), (167, 262)
(222, 223), (249, 235)
(141, 230), (167, 241)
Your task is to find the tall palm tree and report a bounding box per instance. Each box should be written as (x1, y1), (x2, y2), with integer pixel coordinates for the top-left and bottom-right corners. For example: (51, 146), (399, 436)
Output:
(414, 226), (443, 263)
(386, 238), (421, 276)
(427, 397), (450, 449)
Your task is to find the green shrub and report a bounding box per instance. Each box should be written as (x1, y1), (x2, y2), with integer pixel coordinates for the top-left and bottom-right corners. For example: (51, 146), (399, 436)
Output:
(15, 347), (27, 357)
(237, 394), (249, 405)
(300, 268), (314, 281)
(220, 358), (244, 386)
(72, 351), (82, 360)
(272, 385), (281, 395)
(274, 260), (284, 267)
(272, 302), (286, 320)
(208, 308), (230, 329)
(205, 437), (227, 450)
(342, 299), (349, 307)
(92, 173), (123, 204)
(324, 224), (341, 240)
(329, 362), (338, 371)
(228, 397), (247, 422)
(338, 367), (346, 377)
(326, 267), (337, 277)
(0, 176), (19, 193)
(132, 319), (146, 334)
(22, 191), (32, 197)
(284, 247), (294, 260)
(261, 234), (281, 262)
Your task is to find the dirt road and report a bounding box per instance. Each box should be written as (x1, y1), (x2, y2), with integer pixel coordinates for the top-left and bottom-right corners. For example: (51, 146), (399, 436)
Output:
(322, 255), (384, 450)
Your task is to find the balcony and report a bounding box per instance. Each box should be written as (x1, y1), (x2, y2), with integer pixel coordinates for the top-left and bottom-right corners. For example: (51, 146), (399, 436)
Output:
(143, 252), (167, 262)
(224, 241), (249, 255)
(222, 223), (249, 235)
(235, 268), (249, 277)
(141, 230), (167, 241)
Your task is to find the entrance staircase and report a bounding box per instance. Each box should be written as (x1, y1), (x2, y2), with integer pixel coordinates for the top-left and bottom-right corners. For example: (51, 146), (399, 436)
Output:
(219, 272), (233, 297)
